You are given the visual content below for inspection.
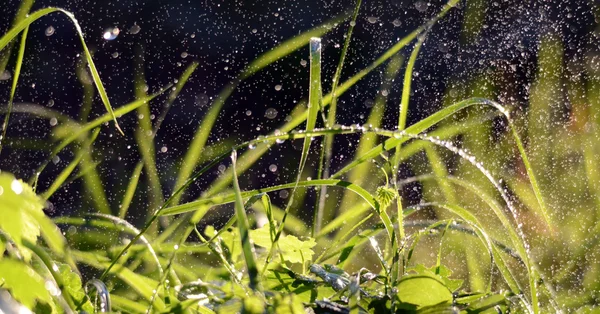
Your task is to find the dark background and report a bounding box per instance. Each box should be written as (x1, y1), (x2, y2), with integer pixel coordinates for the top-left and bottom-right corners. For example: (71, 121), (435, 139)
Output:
(0, 0), (598, 218)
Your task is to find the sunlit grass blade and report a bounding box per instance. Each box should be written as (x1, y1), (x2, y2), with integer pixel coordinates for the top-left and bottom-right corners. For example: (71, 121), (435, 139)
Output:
(0, 26), (28, 155)
(230, 150), (261, 291)
(41, 128), (100, 200)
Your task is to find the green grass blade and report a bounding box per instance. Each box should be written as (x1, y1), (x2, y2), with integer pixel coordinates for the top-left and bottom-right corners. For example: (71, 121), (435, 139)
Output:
(316, 0), (362, 237)
(119, 161), (144, 218)
(41, 128), (100, 200)
(0, 26), (28, 155)
(230, 150), (261, 291)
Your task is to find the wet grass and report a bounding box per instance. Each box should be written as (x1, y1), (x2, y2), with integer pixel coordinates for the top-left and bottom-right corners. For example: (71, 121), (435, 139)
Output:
(0, 0), (598, 313)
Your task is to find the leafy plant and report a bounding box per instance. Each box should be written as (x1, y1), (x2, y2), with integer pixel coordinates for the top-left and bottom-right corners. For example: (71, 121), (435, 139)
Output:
(0, 0), (597, 313)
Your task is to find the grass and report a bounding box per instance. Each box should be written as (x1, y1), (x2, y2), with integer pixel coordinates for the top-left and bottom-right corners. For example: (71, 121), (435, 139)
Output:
(0, 0), (598, 313)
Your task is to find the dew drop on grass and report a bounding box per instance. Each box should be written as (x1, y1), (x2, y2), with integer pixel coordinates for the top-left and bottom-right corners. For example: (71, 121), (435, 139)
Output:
(248, 143), (256, 150)
(45, 26), (55, 36)
(265, 108), (278, 119)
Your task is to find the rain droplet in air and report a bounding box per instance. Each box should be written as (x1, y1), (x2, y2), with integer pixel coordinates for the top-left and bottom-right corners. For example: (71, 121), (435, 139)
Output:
(103, 27), (120, 40)
(367, 17), (378, 24)
(269, 164), (278, 172)
(392, 19), (401, 27)
(50, 118), (58, 126)
(45, 26), (55, 36)
(265, 108), (278, 119)
(274, 84), (282, 91)
(415, 1), (429, 12)
(129, 23), (141, 34)
(195, 93), (209, 107)
(0, 70), (10, 81)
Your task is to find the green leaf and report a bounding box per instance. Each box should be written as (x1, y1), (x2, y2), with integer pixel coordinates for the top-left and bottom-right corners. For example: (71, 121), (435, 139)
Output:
(396, 274), (453, 310)
(271, 294), (305, 314)
(408, 264), (463, 293)
(55, 263), (94, 313)
(250, 225), (316, 264)
(0, 259), (52, 309)
(0, 172), (45, 260)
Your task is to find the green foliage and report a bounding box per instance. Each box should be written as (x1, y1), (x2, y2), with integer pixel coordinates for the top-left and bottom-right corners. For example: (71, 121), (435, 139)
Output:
(3, 0), (597, 312)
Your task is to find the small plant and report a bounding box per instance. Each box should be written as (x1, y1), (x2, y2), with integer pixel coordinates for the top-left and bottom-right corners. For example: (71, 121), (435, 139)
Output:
(1, 0), (598, 313)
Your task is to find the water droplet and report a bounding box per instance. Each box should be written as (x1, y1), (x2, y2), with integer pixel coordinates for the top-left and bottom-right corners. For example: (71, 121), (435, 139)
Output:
(367, 17), (378, 24)
(129, 24), (141, 34)
(52, 156), (61, 165)
(349, 21), (356, 27)
(265, 108), (278, 119)
(279, 190), (289, 199)
(269, 164), (278, 172)
(45, 26), (55, 36)
(103, 27), (120, 40)
(11, 180), (23, 195)
(181, 52), (188, 58)
(248, 143), (256, 150)
(300, 59), (307, 67)
(50, 118), (58, 126)
(252, 28), (258, 34)
(392, 19), (401, 27)
(274, 84), (282, 91)
(245, 110), (252, 116)
(415, 1), (429, 12)
(195, 93), (209, 107)
(161, 146), (168, 153)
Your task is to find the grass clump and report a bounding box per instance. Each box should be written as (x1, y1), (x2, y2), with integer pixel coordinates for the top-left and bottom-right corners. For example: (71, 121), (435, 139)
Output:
(1, 0), (598, 313)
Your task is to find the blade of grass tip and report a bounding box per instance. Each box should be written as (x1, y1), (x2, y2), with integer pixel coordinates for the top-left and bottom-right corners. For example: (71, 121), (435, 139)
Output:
(316, 0), (362, 237)
(0, 26), (28, 155)
(231, 150), (261, 292)
(41, 128), (101, 200)
(269, 37), (322, 263)
(0, 0), (34, 73)
(153, 61), (199, 137)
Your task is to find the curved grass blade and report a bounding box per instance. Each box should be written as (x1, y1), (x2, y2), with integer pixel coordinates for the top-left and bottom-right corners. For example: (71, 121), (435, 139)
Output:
(119, 162), (143, 219)
(90, 213), (164, 280)
(0, 8), (124, 134)
(231, 150), (261, 291)
(0, 0), (33, 74)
